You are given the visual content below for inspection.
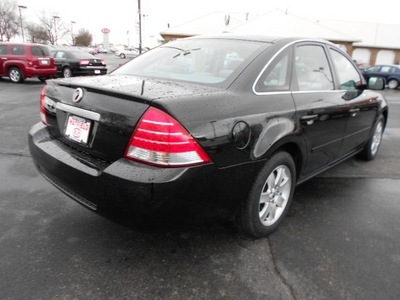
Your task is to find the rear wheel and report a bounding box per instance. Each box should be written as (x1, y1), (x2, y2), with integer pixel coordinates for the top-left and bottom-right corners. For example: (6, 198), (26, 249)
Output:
(62, 67), (72, 78)
(359, 115), (385, 161)
(120, 53), (126, 59)
(238, 151), (296, 238)
(8, 67), (24, 83)
(387, 79), (399, 89)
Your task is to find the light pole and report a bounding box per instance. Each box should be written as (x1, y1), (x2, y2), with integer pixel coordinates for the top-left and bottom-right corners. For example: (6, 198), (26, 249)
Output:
(18, 5), (27, 43)
(71, 21), (76, 45)
(53, 16), (60, 45)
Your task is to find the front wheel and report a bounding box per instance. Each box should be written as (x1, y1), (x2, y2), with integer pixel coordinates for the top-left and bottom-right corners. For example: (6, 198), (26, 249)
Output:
(387, 79), (399, 89)
(238, 151), (296, 238)
(359, 115), (385, 161)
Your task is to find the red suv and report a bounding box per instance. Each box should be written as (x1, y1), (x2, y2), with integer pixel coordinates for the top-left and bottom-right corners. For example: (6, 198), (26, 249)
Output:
(0, 42), (57, 83)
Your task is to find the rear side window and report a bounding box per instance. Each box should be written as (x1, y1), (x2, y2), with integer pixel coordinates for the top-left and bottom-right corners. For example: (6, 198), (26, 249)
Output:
(12, 45), (25, 55)
(329, 49), (362, 90)
(254, 47), (292, 93)
(31, 46), (50, 56)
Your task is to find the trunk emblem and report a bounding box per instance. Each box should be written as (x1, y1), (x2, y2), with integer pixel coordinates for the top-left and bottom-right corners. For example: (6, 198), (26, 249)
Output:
(73, 88), (84, 103)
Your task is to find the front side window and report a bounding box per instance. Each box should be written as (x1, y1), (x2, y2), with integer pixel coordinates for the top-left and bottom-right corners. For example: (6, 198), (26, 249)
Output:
(329, 49), (362, 90)
(365, 66), (381, 73)
(0, 45), (7, 55)
(380, 66), (393, 73)
(294, 45), (333, 91)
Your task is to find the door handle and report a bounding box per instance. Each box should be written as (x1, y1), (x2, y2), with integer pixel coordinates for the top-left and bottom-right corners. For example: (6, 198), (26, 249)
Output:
(300, 114), (318, 125)
(349, 108), (360, 117)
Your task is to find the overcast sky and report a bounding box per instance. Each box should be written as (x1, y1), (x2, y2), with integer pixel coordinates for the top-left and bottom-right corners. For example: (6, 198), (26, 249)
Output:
(19, 0), (400, 46)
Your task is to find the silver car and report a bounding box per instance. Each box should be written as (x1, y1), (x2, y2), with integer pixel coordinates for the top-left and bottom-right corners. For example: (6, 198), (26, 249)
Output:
(115, 48), (139, 59)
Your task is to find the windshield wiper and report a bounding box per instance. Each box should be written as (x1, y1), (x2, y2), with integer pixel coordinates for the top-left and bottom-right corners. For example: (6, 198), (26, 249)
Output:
(164, 47), (201, 58)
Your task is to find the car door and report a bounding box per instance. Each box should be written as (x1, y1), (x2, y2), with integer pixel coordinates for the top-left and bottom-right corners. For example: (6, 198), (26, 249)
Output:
(328, 47), (379, 157)
(290, 43), (348, 176)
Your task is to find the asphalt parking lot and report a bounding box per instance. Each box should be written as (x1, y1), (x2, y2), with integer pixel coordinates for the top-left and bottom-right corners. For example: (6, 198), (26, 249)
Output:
(1, 66), (399, 299)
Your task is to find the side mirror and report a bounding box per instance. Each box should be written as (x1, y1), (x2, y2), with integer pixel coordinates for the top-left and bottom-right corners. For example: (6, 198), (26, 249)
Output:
(368, 76), (385, 90)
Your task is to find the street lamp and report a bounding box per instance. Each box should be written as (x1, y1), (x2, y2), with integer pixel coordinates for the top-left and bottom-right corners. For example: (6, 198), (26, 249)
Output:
(18, 5), (27, 43)
(53, 16), (60, 45)
(71, 21), (76, 46)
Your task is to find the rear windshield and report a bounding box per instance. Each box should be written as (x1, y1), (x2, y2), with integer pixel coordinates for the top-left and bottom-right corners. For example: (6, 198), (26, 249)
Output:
(31, 46), (51, 56)
(113, 38), (265, 86)
(70, 51), (96, 59)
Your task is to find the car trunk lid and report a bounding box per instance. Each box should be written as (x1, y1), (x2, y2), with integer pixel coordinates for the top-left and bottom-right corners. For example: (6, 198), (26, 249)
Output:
(42, 75), (218, 163)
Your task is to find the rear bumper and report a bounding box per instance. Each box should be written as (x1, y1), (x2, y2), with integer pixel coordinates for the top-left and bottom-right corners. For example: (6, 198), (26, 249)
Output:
(24, 66), (57, 78)
(73, 68), (108, 76)
(28, 122), (261, 218)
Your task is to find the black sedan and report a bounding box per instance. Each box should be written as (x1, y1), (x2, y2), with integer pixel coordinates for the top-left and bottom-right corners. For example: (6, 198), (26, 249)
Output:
(29, 35), (388, 238)
(51, 49), (107, 78)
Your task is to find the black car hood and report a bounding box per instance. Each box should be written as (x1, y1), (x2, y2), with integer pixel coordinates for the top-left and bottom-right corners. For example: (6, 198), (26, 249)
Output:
(50, 74), (221, 101)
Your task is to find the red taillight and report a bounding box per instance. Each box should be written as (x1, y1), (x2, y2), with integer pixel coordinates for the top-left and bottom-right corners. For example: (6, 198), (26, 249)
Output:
(125, 107), (211, 167)
(40, 85), (48, 124)
(80, 59), (90, 65)
(101, 59), (106, 65)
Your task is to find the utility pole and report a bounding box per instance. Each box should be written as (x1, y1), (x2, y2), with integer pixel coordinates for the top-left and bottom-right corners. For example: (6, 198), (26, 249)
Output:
(71, 21), (76, 46)
(53, 16), (59, 45)
(137, 0), (142, 54)
(18, 5), (27, 43)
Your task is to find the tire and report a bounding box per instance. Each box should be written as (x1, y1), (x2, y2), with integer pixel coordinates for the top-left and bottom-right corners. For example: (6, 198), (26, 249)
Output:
(120, 53), (126, 59)
(387, 79), (399, 89)
(38, 77), (47, 82)
(62, 67), (72, 78)
(8, 67), (24, 83)
(238, 151), (296, 238)
(359, 115), (385, 161)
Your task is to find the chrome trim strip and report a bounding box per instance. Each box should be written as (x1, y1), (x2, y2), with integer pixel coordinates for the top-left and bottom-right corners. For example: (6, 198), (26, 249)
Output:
(56, 103), (101, 121)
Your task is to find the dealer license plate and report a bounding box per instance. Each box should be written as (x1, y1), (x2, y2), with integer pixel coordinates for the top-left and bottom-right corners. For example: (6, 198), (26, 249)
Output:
(65, 115), (92, 144)
(39, 58), (49, 65)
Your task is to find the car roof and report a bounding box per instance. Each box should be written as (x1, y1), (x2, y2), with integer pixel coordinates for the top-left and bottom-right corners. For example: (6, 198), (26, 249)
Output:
(185, 34), (332, 45)
(0, 42), (49, 47)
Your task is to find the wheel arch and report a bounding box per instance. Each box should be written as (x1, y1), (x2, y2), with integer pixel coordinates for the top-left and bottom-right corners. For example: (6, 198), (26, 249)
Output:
(261, 138), (305, 183)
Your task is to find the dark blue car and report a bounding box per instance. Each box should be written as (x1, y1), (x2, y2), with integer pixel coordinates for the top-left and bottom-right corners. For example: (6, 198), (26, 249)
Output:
(363, 64), (400, 89)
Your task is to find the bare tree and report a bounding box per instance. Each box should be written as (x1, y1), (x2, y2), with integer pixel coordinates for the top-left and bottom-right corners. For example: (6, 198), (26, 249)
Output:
(36, 10), (68, 45)
(25, 23), (49, 44)
(0, 0), (19, 41)
(74, 29), (93, 47)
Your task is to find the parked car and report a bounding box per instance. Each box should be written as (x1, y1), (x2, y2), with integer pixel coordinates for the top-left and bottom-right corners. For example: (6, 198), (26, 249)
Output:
(0, 42), (57, 83)
(29, 35), (388, 238)
(51, 49), (107, 78)
(363, 64), (400, 89)
(115, 48), (139, 59)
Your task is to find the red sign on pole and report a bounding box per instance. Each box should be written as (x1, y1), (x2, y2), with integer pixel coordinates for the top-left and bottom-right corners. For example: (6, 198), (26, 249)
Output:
(101, 28), (110, 34)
